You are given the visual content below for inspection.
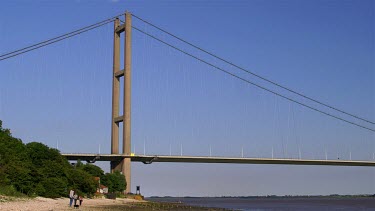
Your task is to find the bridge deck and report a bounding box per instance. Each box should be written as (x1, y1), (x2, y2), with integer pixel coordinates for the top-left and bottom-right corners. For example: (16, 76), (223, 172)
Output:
(62, 153), (375, 167)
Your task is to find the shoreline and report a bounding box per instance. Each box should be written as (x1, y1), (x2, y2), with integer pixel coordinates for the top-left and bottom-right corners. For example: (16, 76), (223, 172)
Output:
(0, 196), (228, 211)
(2, 195), (375, 210)
(148, 194), (375, 199)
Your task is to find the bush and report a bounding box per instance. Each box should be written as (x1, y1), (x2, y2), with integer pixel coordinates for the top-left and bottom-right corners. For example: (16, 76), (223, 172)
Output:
(33, 183), (46, 196)
(67, 168), (97, 196)
(101, 171), (127, 193)
(41, 178), (67, 198)
(0, 185), (25, 197)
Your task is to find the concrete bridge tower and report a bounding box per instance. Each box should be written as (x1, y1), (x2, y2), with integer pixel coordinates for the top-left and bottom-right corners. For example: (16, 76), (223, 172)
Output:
(110, 12), (132, 193)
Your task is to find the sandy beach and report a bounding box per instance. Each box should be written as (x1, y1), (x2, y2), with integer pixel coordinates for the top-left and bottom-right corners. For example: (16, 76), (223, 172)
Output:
(0, 196), (225, 211)
(0, 196), (142, 211)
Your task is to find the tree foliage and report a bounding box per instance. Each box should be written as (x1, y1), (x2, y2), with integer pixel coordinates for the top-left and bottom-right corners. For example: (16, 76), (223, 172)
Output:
(0, 120), (104, 197)
(82, 164), (104, 177)
(67, 168), (97, 195)
(101, 171), (127, 193)
(0, 120), (127, 197)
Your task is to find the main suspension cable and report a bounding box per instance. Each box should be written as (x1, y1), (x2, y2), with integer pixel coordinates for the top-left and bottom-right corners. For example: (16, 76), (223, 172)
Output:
(132, 25), (375, 133)
(131, 13), (374, 125)
(0, 13), (126, 61)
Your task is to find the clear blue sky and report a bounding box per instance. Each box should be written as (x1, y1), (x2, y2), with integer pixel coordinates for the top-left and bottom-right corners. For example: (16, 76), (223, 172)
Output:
(0, 0), (374, 196)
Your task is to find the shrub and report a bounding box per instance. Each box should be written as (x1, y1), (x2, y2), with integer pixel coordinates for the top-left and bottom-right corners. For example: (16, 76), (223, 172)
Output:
(41, 178), (67, 198)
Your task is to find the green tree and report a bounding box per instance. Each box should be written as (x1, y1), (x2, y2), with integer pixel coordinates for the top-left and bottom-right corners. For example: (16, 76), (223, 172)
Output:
(26, 142), (64, 166)
(0, 124), (34, 195)
(40, 177), (68, 198)
(0, 119), (105, 198)
(75, 160), (85, 168)
(5, 161), (33, 194)
(67, 168), (97, 195)
(82, 164), (104, 177)
(34, 183), (46, 196)
(101, 171), (126, 193)
(0, 120), (11, 136)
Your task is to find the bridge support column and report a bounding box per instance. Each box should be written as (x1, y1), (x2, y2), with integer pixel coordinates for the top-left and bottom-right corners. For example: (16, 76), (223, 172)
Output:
(110, 12), (132, 194)
(111, 18), (120, 158)
(123, 11), (132, 194)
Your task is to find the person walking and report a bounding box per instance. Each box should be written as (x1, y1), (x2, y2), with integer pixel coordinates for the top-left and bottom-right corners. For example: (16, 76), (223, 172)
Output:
(73, 193), (78, 208)
(69, 189), (74, 207)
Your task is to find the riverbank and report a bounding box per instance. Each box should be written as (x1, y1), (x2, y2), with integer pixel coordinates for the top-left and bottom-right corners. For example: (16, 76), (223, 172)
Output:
(0, 195), (227, 211)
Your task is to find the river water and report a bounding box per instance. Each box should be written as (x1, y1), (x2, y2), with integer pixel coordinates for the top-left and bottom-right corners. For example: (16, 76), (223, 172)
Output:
(147, 197), (375, 210)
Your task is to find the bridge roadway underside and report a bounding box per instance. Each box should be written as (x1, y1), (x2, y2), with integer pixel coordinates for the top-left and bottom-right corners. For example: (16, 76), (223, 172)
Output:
(62, 154), (375, 167)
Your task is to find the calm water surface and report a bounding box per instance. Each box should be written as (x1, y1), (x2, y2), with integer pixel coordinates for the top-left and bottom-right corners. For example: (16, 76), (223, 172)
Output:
(147, 197), (375, 210)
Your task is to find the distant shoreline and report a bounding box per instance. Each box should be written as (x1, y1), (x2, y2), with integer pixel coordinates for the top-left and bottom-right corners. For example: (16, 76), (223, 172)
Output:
(148, 194), (375, 199)
(148, 196), (375, 210)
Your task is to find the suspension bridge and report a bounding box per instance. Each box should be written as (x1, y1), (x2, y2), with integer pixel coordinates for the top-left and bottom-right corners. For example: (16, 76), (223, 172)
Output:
(1, 11), (374, 194)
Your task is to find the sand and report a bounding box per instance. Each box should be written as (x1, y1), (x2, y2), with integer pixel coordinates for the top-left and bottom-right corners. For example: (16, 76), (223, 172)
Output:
(0, 196), (142, 211)
(0, 196), (227, 211)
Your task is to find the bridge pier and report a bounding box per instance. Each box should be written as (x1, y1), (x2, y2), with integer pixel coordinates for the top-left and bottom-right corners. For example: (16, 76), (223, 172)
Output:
(111, 12), (132, 193)
(110, 159), (123, 172)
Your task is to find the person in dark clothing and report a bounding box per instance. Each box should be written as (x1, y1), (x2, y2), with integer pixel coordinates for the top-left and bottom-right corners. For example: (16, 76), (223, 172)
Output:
(79, 196), (83, 206)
